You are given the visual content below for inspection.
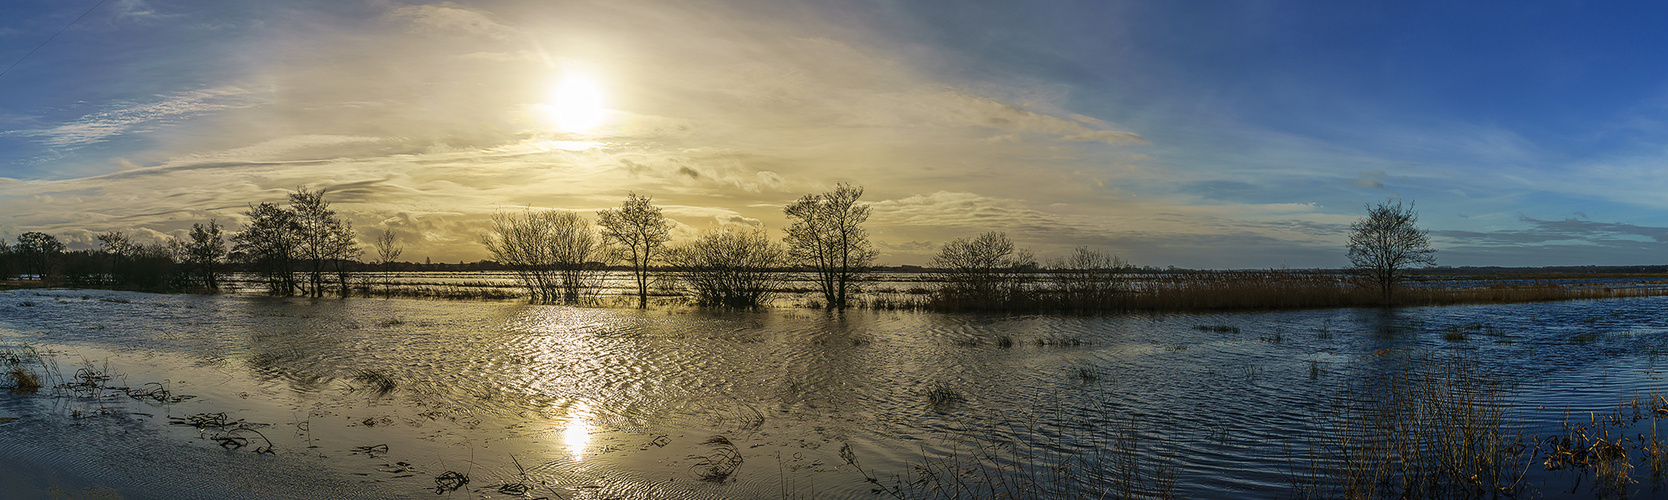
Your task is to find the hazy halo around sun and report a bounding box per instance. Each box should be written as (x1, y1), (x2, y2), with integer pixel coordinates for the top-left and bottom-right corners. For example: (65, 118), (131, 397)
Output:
(546, 73), (606, 133)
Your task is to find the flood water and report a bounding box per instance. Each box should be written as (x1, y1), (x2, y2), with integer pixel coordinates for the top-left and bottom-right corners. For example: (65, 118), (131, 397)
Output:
(4, 288), (1668, 498)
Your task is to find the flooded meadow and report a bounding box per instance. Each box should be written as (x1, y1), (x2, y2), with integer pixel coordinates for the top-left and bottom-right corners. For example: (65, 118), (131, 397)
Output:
(5, 288), (1668, 498)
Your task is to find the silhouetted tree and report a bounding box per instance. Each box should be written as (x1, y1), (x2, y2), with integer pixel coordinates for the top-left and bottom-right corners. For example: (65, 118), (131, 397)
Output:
(783, 183), (877, 308)
(178, 220), (227, 290)
(373, 228), (403, 297)
(1046, 246), (1129, 310)
(0, 240), (13, 281)
(598, 193), (671, 308)
(290, 188), (359, 298)
(665, 226), (784, 308)
(483, 209), (607, 304)
(931, 231), (1035, 308)
(16, 231), (64, 282)
(97, 231), (134, 287)
(1348, 199), (1436, 302)
(234, 202), (301, 295)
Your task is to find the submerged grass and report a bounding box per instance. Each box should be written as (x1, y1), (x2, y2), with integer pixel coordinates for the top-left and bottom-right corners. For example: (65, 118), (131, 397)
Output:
(1, 345), (58, 395)
(849, 414), (1178, 499)
(1291, 354), (1531, 499)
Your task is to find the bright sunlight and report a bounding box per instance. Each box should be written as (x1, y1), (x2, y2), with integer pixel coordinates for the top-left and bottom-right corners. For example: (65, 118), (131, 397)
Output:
(547, 74), (605, 133)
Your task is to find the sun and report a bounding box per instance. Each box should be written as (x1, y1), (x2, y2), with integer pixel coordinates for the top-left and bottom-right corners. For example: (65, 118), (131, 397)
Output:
(547, 74), (606, 133)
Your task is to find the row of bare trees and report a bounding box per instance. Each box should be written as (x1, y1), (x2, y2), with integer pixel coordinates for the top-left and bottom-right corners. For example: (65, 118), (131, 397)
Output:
(233, 188), (366, 297)
(483, 184), (878, 308)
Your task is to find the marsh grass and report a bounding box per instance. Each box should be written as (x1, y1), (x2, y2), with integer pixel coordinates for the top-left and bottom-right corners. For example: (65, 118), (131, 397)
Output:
(856, 415), (1178, 499)
(1, 345), (59, 395)
(1035, 335), (1085, 347)
(912, 270), (1668, 313)
(926, 383), (963, 408)
(1291, 355), (1531, 499)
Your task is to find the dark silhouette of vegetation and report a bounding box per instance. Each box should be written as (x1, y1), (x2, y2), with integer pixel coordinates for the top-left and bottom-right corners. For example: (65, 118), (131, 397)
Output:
(228, 188), (361, 297)
(6, 188), (1667, 314)
(290, 188), (361, 298)
(784, 183), (877, 309)
(1348, 199), (1436, 302)
(0, 240), (12, 281)
(929, 231), (1036, 309)
(233, 201), (301, 295)
(177, 220), (227, 291)
(373, 228), (403, 298)
(598, 193), (671, 308)
(60, 231), (177, 290)
(482, 209), (607, 304)
(665, 226), (784, 308)
(1045, 247), (1131, 311)
(15, 231), (64, 282)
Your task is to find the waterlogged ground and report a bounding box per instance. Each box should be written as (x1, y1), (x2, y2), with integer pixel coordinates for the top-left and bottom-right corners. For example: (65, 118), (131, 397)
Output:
(4, 289), (1668, 498)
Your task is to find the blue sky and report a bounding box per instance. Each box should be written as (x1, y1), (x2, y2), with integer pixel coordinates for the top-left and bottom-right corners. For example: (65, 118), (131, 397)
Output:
(4, 0), (1668, 267)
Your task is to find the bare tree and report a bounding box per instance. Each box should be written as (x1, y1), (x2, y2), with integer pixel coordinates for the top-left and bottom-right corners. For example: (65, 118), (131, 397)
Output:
(374, 228), (403, 297)
(329, 223), (362, 297)
(783, 183), (877, 308)
(97, 231), (134, 287)
(483, 209), (607, 304)
(931, 231), (1035, 307)
(598, 193), (671, 308)
(1046, 246), (1129, 310)
(290, 188), (358, 298)
(665, 226), (784, 308)
(1348, 199), (1436, 302)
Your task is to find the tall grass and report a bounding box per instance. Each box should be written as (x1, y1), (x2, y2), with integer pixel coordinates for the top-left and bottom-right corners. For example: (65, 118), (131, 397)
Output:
(917, 270), (1668, 313)
(1290, 355), (1530, 499)
(847, 415), (1178, 499)
(0, 344), (59, 395)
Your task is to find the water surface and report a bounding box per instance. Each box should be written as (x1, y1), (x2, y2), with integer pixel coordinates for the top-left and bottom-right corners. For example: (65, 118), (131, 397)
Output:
(2, 289), (1666, 498)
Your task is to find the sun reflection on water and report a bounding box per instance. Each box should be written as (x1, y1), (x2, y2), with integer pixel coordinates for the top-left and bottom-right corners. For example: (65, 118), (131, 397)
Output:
(562, 401), (593, 460)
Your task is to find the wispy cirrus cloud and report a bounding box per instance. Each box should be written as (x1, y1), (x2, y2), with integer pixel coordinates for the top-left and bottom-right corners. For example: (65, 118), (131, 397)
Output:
(14, 86), (262, 149)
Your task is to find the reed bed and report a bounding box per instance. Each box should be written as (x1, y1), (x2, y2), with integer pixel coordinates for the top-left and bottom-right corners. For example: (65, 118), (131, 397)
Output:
(909, 271), (1668, 313)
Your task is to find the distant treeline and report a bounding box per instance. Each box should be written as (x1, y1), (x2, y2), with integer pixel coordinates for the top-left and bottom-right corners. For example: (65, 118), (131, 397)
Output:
(4, 187), (1647, 312)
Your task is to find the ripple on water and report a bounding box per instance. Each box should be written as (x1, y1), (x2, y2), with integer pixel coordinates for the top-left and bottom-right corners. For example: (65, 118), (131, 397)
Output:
(5, 290), (1668, 498)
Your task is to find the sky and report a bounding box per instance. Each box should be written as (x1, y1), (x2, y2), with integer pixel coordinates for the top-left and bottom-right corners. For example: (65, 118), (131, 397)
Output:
(4, 0), (1668, 268)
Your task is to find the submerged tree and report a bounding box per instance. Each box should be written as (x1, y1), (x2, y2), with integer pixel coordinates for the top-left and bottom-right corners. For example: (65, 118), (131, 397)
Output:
(931, 231), (1036, 308)
(665, 226), (784, 308)
(179, 220), (227, 291)
(597, 193), (671, 308)
(233, 202), (301, 295)
(483, 209), (607, 304)
(1347, 199), (1436, 303)
(289, 188), (360, 298)
(783, 183), (877, 309)
(1046, 246), (1129, 310)
(373, 228), (403, 297)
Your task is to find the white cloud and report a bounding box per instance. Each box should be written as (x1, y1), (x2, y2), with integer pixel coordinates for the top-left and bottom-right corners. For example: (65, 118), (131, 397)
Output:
(388, 3), (519, 40)
(18, 87), (261, 149)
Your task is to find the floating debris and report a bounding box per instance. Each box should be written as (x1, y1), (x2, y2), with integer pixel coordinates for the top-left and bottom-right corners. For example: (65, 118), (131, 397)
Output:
(434, 471), (469, 494)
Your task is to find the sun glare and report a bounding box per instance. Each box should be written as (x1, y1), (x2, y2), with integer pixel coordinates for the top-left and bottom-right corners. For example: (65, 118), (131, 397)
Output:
(548, 75), (606, 133)
(562, 401), (593, 460)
